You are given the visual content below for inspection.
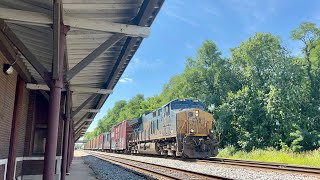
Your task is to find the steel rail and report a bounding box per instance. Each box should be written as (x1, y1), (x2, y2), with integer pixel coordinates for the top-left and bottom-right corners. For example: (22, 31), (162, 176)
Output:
(87, 151), (233, 180)
(200, 158), (320, 175)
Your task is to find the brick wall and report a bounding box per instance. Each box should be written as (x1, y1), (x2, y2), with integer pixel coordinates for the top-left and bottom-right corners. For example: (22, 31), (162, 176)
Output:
(0, 53), (17, 179)
(0, 165), (4, 180)
(0, 53), (65, 177)
(22, 92), (65, 175)
(22, 92), (45, 175)
(15, 161), (23, 177)
(22, 161), (44, 175)
(15, 88), (29, 178)
(23, 91), (36, 157)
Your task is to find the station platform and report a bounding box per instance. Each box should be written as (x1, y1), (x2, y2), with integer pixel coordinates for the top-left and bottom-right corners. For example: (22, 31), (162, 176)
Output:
(66, 151), (96, 180)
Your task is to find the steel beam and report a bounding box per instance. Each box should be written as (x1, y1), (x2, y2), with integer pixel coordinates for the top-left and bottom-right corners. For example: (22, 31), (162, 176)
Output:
(0, 8), (51, 26)
(75, 121), (86, 137)
(0, 31), (32, 82)
(93, 37), (137, 110)
(66, 33), (125, 81)
(0, 31), (51, 101)
(69, 86), (113, 94)
(73, 113), (89, 129)
(81, 109), (100, 113)
(90, 0), (162, 117)
(64, 18), (150, 37)
(0, 8), (150, 37)
(71, 94), (97, 118)
(26, 83), (112, 94)
(0, 20), (49, 83)
(26, 83), (50, 91)
(63, 3), (140, 10)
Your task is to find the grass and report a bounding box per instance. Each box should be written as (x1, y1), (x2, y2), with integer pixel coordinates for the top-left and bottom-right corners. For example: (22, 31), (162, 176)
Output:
(217, 146), (320, 167)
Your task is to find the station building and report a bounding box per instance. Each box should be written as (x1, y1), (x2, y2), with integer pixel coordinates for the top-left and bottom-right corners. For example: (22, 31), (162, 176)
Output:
(0, 0), (164, 179)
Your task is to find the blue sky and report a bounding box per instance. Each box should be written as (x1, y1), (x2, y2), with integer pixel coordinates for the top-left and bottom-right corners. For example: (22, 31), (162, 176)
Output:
(87, 0), (319, 132)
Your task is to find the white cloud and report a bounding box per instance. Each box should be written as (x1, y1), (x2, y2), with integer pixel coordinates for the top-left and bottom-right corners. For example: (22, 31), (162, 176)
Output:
(201, 6), (220, 17)
(164, 10), (199, 27)
(119, 78), (133, 83)
(125, 57), (163, 75)
(185, 42), (194, 49)
(223, 0), (278, 33)
(172, 0), (184, 6)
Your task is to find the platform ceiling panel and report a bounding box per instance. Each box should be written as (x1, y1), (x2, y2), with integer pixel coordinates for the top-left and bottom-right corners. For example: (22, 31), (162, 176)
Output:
(0, 0), (165, 136)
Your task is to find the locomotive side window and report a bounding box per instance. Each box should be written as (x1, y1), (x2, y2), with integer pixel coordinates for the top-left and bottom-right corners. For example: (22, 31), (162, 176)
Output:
(151, 121), (153, 134)
(153, 111), (156, 117)
(165, 105), (170, 115)
(158, 109), (162, 116)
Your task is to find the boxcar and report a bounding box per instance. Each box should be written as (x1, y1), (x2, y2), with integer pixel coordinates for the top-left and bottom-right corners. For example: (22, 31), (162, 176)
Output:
(87, 140), (91, 149)
(98, 134), (104, 151)
(111, 120), (133, 152)
(103, 132), (111, 151)
(93, 136), (98, 150)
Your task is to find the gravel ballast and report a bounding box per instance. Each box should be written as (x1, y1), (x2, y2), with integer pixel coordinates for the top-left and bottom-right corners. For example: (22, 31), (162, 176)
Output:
(83, 155), (155, 180)
(91, 152), (319, 180)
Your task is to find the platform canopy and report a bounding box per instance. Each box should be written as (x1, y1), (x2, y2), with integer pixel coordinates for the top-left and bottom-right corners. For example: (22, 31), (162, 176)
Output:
(0, 0), (164, 140)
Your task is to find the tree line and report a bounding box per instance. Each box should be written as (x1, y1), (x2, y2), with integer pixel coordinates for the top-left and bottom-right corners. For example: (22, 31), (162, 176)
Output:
(84, 22), (320, 152)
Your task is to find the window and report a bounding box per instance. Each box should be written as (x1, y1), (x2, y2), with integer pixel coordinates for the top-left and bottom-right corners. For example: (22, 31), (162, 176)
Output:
(32, 92), (49, 155)
(33, 127), (47, 154)
(165, 105), (170, 115)
(157, 119), (159, 129)
(153, 111), (156, 117)
(158, 109), (162, 116)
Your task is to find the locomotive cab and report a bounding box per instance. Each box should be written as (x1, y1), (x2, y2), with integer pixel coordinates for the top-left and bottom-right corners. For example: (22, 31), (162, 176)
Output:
(173, 99), (219, 158)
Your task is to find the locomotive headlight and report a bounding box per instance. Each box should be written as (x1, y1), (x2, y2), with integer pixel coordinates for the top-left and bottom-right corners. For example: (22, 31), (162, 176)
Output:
(210, 129), (214, 133)
(190, 128), (195, 133)
(195, 110), (199, 117)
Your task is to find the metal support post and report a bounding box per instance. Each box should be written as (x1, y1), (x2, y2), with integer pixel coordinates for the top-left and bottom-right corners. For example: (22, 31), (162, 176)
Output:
(66, 119), (73, 173)
(61, 90), (71, 180)
(43, 24), (68, 180)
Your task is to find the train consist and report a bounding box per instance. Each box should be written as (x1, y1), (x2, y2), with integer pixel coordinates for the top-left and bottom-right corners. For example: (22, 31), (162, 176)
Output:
(84, 99), (219, 158)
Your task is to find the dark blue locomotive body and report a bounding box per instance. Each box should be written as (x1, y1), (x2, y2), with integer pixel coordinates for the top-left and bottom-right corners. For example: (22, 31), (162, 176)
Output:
(129, 99), (219, 158)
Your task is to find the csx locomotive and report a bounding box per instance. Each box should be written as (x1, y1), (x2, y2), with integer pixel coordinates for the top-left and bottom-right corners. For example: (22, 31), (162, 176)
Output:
(84, 98), (219, 158)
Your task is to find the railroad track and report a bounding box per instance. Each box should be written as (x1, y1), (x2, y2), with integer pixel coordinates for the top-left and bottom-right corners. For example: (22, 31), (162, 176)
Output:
(87, 151), (232, 180)
(199, 158), (320, 176)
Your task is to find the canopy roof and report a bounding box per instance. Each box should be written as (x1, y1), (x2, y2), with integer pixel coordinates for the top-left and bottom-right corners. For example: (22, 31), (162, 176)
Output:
(0, 0), (164, 139)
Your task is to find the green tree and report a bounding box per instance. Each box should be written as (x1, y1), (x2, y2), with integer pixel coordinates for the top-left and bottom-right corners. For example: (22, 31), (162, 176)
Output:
(83, 131), (95, 140)
(218, 33), (299, 150)
(289, 22), (320, 151)
(84, 22), (320, 152)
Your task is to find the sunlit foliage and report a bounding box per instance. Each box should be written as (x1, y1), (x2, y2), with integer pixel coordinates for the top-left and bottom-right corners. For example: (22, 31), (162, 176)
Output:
(84, 22), (320, 152)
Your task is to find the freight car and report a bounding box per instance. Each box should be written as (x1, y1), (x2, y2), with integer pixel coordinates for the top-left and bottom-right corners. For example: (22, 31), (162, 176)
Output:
(103, 132), (111, 151)
(84, 98), (219, 159)
(111, 120), (133, 153)
(97, 134), (104, 151)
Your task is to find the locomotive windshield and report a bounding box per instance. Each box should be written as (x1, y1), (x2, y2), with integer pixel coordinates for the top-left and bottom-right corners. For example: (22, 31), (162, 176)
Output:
(170, 99), (205, 110)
